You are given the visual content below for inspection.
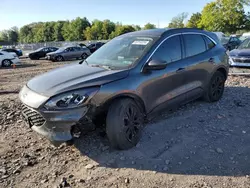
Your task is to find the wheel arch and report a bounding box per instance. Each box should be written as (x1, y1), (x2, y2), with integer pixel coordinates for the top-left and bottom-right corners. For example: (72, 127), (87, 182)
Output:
(1, 59), (12, 67)
(99, 93), (147, 115)
(216, 67), (228, 79)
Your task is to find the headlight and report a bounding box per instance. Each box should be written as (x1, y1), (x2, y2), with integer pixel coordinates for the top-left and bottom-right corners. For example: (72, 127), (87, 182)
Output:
(44, 87), (99, 110)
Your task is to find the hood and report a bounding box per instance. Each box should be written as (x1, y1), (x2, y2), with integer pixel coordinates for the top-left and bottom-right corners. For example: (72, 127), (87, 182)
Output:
(229, 49), (250, 57)
(27, 63), (129, 97)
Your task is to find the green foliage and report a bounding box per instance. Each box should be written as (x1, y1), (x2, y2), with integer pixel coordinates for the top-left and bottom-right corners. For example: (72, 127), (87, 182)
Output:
(186, 13), (202, 28)
(168, 12), (188, 28)
(0, 30), (9, 41)
(2, 2), (250, 44)
(133, 25), (142, 31)
(109, 25), (136, 39)
(144, 23), (156, 29)
(199, 0), (249, 33)
(53, 21), (65, 41)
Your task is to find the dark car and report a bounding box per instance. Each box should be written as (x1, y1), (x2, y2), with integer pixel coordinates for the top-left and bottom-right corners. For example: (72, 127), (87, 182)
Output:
(229, 37), (250, 67)
(221, 36), (242, 51)
(28, 47), (59, 60)
(46, 46), (91, 61)
(2, 48), (23, 56)
(87, 42), (105, 53)
(19, 28), (229, 150)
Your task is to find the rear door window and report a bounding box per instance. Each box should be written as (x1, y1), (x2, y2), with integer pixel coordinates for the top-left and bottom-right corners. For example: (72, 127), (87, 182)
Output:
(183, 34), (206, 57)
(152, 35), (182, 63)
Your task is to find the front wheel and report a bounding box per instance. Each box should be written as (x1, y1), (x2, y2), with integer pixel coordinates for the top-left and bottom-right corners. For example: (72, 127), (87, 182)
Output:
(106, 98), (144, 150)
(204, 71), (226, 102)
(2, 59), (12, 67)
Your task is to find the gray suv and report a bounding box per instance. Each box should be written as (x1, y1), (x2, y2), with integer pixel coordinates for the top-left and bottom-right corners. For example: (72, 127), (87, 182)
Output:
(46, 46), (91, 61)
(19, 28), (229, 150)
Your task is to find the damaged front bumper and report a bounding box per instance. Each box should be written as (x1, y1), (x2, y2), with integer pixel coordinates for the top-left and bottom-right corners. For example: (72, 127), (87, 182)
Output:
(19, 85), (96, 146)
(21, 104), (92, 146)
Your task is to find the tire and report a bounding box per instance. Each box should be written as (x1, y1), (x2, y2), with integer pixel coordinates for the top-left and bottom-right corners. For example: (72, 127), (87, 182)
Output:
(81, 53), (88, 59)
(106, 98), (144, 150)
(55, 56), (64, 62)
(2, 59), (12, 67)
(204, 71), (226, 102)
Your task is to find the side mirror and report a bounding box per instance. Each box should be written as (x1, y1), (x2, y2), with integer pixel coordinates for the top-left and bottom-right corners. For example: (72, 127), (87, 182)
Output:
(144, 59), (167, 71)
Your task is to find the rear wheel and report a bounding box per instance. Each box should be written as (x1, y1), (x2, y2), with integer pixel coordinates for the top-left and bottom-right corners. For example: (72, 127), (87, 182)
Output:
(106, 98), (144, 150)
(56, 55), (64, 62)
(204, 71), (226, 102)
(2, 59), (12, 67)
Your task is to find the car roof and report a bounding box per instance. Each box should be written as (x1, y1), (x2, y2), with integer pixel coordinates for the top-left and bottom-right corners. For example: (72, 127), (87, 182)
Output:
(122, 28), (219, 43)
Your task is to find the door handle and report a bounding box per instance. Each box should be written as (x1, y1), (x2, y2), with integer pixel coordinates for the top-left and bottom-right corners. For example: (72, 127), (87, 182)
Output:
(208, 58), (215, 63)
(176, 67), (185, 72)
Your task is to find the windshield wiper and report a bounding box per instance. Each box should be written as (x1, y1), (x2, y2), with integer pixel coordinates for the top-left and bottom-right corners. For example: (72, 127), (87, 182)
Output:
(79, 59), (88, 65)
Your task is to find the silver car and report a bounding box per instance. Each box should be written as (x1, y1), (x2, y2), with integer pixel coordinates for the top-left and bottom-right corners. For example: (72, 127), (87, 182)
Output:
(46, 46), (91, 62)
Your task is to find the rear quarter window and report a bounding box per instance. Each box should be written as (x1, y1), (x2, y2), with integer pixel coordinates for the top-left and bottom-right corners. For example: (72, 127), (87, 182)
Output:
(203, 36), (216, 50)
(183, 34), (206, 57)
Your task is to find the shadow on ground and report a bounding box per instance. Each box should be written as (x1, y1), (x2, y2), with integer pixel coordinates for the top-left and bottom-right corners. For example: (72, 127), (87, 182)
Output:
(74, 86), (250, 176)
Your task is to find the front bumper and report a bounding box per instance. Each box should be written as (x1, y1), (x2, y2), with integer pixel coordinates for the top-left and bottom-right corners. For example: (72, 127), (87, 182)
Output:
(229, 57), (250, 67)
(21, 104), (89, 145)
(11, 57), (21, 65)
(19, 86), (92, 145)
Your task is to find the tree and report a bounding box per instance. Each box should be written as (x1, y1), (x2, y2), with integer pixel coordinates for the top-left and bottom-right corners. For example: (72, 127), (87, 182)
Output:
(186, 13), (202, 28)
(102, 20), (115, 39)
(53, 21), (65, 41)
(199, 0), (250, 33)
(168, 12), (188, 28)
(133, 25), (142, 31)
(70, 17), (90, 41)
(84, 20), (103, 40)
(19, 25), (34, 43)
(0, 30), (9, 41)
(144, 23), (156, 29)
(62, 21), (73, 41)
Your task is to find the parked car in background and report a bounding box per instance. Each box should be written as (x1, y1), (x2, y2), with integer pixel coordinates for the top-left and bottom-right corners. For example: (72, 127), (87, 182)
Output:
(221, 36), (242, 51)
(229, 37), (250, 67)
(28, 47), (59, 60)
(213, 32), (226, 41)
(1, 48), (23, 57)
(46, 46), (91, 61)
(0, 51), (20, 67)
(87, 42), (105, 53)
(19, 28), (229, 149)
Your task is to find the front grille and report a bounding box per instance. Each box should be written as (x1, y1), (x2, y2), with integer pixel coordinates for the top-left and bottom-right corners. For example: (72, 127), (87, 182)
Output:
(21, 105), (45, 127)
(232, 57), (250, 63)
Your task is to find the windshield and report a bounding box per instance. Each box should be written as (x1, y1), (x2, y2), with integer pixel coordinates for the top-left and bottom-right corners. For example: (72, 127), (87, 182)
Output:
(56, 47), (67, 52)
(85, 35), (157, 69)
(238, 38), (250, 49)
(35, 47), (44, 52)
(220, 37), (230, 44)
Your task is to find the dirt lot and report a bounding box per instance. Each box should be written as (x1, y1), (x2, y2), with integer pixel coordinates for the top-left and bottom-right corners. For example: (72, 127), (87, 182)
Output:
(1, 59), (250, 188)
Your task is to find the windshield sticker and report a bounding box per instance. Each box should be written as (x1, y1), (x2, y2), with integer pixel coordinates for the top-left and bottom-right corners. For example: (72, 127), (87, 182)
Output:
(132, 40), (150, 45)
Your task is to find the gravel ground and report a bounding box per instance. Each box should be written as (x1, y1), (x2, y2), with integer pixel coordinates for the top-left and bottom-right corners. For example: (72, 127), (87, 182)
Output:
(1, 59), (250, 188)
